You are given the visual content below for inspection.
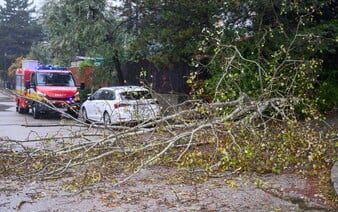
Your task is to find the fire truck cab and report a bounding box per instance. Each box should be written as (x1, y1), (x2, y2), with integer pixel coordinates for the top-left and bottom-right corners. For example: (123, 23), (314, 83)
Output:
(15, 60), (80, 119)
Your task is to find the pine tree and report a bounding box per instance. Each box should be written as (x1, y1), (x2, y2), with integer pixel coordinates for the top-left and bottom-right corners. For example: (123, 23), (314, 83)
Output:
(0, 0), (42, 80)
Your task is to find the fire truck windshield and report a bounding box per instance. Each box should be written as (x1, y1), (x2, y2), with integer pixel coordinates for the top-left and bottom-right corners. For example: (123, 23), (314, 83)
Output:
(36, 72), (75, 87)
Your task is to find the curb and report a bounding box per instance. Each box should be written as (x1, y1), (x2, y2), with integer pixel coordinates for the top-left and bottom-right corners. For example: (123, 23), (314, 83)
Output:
(332, 161), (338, 195)
(0, 88), (15, 99)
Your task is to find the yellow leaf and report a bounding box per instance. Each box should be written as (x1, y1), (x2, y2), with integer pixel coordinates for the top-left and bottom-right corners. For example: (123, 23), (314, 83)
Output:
(225, 179), (238, 188)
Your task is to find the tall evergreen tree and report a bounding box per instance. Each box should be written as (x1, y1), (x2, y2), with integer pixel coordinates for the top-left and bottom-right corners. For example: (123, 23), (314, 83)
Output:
(40, 0), (109, 65)
(119, 0), (223, 66)
(40, 0), (125, 84)
(0, 0), (42, 79)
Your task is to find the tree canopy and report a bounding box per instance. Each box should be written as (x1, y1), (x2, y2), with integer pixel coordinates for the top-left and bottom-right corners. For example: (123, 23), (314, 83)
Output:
(0, 0), (42, 78)
(39, 0), (110, 65)
(2, 0), (337, 111)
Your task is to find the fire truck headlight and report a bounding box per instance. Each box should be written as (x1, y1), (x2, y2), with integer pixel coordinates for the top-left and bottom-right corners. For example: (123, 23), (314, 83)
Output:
(74, 91), (80, 102)
(36, 91), (48, 101)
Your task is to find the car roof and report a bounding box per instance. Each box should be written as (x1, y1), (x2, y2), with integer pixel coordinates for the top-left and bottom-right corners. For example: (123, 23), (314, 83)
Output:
(100, 86), (149, 92)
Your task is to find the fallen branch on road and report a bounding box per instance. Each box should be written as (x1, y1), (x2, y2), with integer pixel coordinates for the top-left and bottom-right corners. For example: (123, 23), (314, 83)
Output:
(0, 94), (336, 195)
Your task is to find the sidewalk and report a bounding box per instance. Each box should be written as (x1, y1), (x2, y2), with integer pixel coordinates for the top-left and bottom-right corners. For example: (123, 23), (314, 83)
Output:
(0, 87), (15, 96)
(0, 87), (15, 100)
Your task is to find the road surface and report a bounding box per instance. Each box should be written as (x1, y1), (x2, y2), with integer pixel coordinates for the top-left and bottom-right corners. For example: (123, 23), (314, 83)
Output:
(0, 89), (93, 149)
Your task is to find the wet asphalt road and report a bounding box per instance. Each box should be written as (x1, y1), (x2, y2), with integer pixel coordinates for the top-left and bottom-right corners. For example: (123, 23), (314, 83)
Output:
(0, 89), (87, 144)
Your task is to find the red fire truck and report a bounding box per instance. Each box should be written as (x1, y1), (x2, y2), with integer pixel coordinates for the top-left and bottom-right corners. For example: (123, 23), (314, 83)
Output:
(15, 60), (81, 119)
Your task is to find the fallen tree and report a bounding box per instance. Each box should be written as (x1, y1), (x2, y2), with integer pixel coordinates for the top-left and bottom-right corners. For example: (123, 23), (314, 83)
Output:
(0, 93), (336, 184)
(1, 26), (337, 208)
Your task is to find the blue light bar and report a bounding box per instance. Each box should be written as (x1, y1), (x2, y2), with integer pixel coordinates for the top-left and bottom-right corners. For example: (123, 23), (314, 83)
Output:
(36, 65), (68, 71)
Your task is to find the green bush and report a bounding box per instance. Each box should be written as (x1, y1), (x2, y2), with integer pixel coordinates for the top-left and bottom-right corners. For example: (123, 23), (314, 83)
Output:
(316, 81), (338, 112)
(179, 122), (336, 175)
(79, 87), (92, 103)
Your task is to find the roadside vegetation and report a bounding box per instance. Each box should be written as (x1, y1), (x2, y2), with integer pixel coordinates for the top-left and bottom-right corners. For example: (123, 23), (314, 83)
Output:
(0, 0), (337, 208)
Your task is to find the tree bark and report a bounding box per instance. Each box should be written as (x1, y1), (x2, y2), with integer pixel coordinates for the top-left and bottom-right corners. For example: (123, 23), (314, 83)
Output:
(113, 50), (125, 85)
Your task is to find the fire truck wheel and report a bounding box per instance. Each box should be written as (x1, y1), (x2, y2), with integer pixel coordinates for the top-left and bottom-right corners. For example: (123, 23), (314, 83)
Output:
(17, 105), (28, 114)
(18, 107), (26, 114)
(16, 102), (20, 112)
(17, 102), (28, 114)
(32, 104), (40, 119)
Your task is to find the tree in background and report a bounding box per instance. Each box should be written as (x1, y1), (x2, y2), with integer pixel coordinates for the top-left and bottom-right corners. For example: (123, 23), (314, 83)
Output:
(38, 0), (127, 85)
(28, 41), (53, 65)
(118, 0), (223, 68)
(33, 0), (337, 112)
(308, 1), (338, 111)
(39, 0), (109, 65)
(0, 0), (42, 85)
(193, 0), (338, 114)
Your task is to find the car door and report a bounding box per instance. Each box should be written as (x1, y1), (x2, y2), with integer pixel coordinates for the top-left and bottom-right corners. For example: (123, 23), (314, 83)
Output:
(85, 89), (102, 121)
(95, 89), (112, 122)
(104, 90), (116, 117)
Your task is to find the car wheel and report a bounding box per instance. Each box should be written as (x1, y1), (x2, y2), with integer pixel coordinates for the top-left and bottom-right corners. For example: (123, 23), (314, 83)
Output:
(32, 104), (40, 119)
(82, 108), (90, 123)
(103, 111), (111, 126)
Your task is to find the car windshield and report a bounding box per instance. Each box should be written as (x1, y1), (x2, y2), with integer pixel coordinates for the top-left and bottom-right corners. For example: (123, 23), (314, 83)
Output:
(36, 72), (75, 86)
(120, 90), (152, 100)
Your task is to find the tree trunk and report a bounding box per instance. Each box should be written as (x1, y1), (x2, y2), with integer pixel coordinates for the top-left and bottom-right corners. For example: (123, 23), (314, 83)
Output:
(113, 50), (124, 85)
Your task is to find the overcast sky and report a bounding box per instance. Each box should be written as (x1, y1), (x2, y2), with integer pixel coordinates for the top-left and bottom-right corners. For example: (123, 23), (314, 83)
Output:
(0, 0), (120, 9)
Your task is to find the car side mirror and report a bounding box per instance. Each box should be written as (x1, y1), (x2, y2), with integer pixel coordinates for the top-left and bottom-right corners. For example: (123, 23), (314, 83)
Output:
(79, 82), (85, 90)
